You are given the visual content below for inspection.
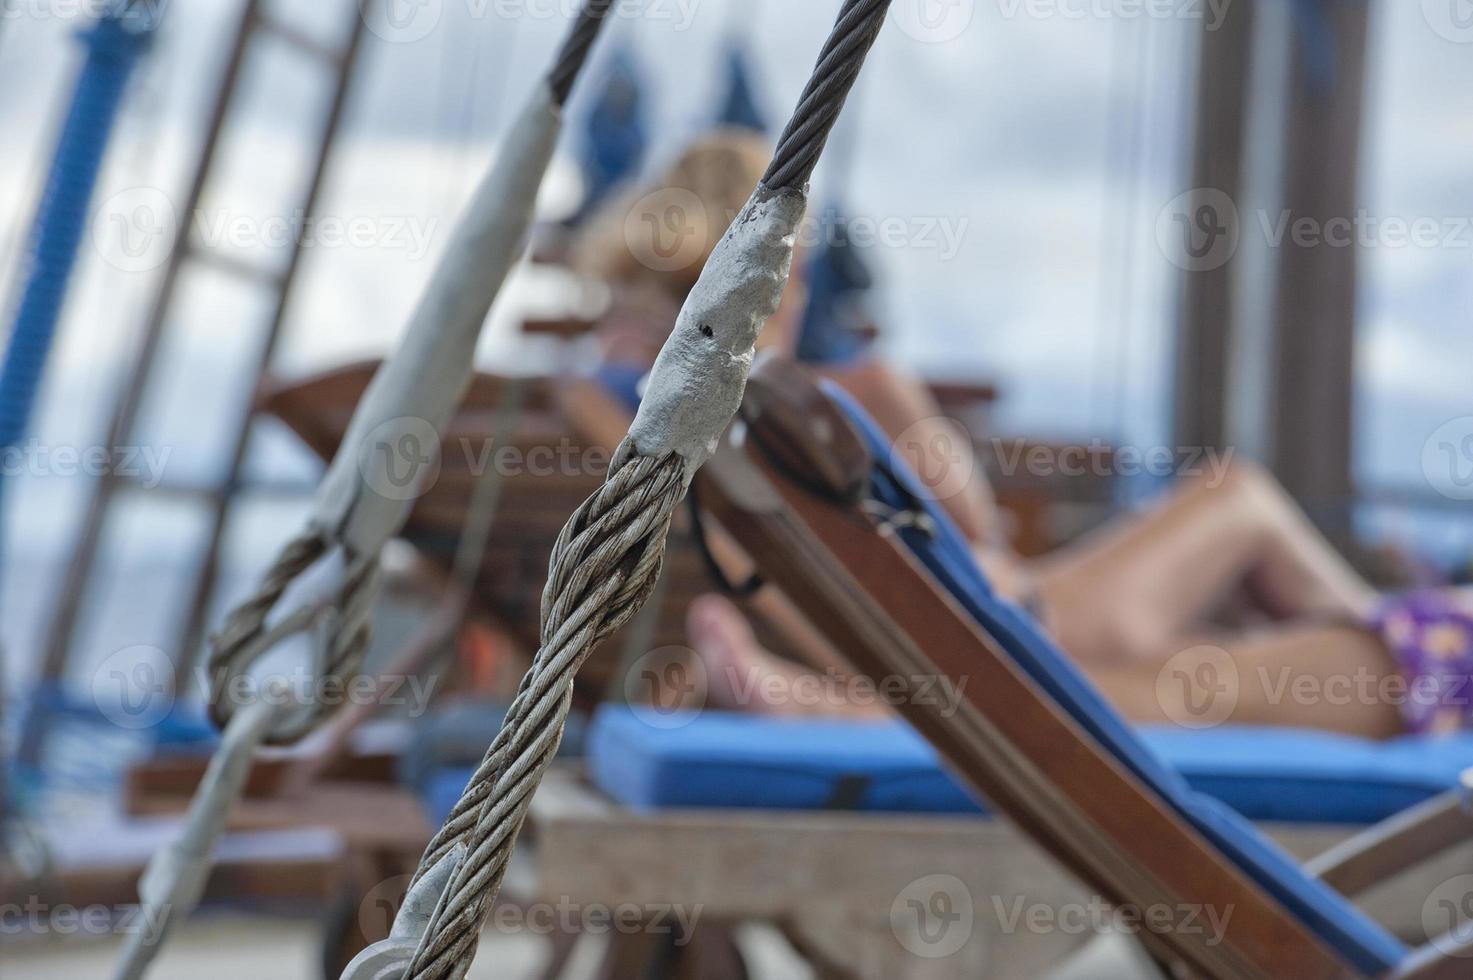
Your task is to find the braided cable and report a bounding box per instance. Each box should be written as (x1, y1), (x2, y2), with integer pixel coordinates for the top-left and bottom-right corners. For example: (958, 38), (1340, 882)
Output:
(762, 0), (892, 190)
(547, 0), (615, 106)
(395, 5), (896, 977)
(405, 452), (685, 979)
(207, 530), (380, 744)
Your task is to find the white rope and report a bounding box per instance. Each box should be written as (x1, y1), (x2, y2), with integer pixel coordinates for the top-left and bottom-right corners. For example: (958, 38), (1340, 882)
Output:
(112, 4), (616, 974)
(207, 81), (562, 740)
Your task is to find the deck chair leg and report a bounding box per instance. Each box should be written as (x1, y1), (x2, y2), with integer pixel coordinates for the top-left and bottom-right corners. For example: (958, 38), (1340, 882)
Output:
(535, 925), (581, 980)
(592, 929), (678, 980)
(1042, 933), (1169, 980)
(590, 921), (749, 980)
(672, 923), (748, 980)
(778, 921), (861, 980)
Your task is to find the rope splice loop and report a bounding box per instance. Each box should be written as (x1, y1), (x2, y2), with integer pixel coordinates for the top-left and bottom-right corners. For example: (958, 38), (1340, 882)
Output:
(113, 5), (615, 979)
(206, 0), (616, 745)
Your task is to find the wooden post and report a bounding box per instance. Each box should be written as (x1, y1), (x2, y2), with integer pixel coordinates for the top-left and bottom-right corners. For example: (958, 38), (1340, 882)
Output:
(1267, 1), (1371, 539)
(1171, 0), (1256, 454)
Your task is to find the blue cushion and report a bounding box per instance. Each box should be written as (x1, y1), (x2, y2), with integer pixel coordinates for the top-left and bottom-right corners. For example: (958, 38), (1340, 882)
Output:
(1143, 726), (1473, 825)
(590, 708), (982, 814)
(588, 707), (1473, 826)
(811, 383), (1407, 974)
(592, 361), (645, 412)
(423, 767), (474, 827)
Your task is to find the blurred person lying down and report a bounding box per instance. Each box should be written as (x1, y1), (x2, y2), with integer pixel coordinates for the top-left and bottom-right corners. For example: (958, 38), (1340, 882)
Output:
(573, 129), (1473, 740)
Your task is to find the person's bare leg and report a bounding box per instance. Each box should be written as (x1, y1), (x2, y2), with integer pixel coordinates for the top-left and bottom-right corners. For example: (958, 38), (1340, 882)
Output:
(688, 595), (890, 720)
(1088, 624), (1405, 739)
(1033, 460), (1378, 665)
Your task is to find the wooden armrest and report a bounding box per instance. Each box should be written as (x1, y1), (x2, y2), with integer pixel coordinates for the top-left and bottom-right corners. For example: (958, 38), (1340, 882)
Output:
(1306, 782), (1473, 896)
(522, 316), (599, 340)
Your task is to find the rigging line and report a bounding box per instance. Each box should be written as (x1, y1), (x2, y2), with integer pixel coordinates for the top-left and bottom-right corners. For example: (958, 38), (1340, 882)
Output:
(483, 11), (524, 129)
(547, 0), (615, 106)
(1088, 16), (1135, 434)
(1110, 18), (1153, 444)
(1088, 17), (1150, 443)
(1116, 16), (1174, 449)
(819, 40), (871, 208)
(433, 9), (463, 218)
(450, 10), (482, 195)
(762, 0), (889, 191)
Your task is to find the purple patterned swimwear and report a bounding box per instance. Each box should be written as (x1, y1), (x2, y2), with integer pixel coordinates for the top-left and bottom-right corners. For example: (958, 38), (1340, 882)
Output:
(1373, 591), (1473, 735)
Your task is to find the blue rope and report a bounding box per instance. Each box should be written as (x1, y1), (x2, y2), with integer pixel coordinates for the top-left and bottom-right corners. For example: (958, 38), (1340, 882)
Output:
(0, 6), (153, 818)
(0, 11), (153, 454)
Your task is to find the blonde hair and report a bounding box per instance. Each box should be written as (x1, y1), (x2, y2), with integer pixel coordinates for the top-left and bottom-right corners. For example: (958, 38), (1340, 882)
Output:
(574, 128), (776, 301)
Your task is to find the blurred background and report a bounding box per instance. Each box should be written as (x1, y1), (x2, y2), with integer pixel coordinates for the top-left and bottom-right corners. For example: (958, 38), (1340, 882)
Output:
(1, 0), (1471, 977)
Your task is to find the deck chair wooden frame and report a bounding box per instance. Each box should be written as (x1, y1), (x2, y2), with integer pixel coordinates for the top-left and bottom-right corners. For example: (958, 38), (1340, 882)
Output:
(691, 357), (1473, 980)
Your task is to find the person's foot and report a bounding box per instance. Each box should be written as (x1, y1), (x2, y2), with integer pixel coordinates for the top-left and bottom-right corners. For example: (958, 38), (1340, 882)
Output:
(686, 595), (889, 719)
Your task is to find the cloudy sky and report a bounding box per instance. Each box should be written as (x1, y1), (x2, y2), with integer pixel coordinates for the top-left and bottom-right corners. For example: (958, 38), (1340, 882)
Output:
(0, 0), (1470, 681)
